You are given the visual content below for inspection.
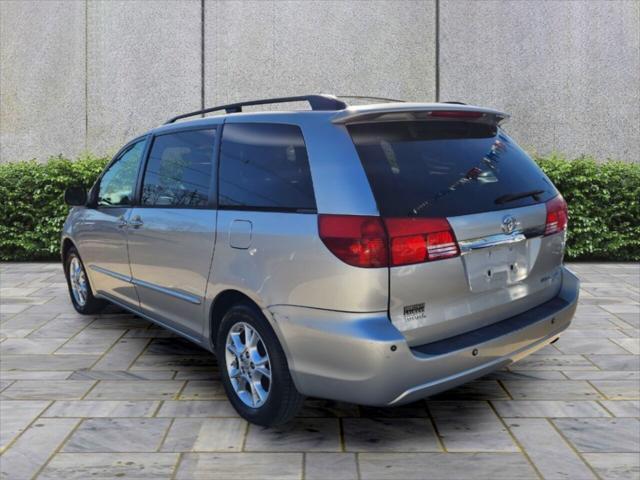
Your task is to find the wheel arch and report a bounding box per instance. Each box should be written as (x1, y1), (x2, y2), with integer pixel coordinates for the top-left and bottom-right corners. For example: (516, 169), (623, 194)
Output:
(208, 289), (259, 349)
(207, 289), (295, 370)
(61, 236), (77, 265)
(61, 236), (98, 297)
(207, 287), (302, 394)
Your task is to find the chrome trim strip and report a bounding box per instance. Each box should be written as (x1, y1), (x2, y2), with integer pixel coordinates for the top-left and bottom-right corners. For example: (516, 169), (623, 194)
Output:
(458, 232), (526, 255)
(89, 265), (132, 283)
(89, 265), (201, 305)
(132, 278), (202, 305)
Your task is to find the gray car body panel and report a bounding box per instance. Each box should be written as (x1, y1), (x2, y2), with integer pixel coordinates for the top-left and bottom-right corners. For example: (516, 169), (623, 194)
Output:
(126, 208), (216, 337)
(61, 101), (579, 405)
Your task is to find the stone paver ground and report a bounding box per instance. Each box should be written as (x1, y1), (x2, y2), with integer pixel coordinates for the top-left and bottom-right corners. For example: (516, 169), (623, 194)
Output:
(0, 262), (638, 480)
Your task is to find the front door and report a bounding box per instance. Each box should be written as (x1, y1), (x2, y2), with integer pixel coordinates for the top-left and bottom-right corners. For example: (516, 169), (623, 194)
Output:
(127, 128), (218, 338)
(76, 138), (147, 307)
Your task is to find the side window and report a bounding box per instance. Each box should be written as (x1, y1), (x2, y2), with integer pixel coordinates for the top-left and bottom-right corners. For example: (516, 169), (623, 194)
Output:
(141, 129), (216, 207)
(97, 140), (145, 207)
(219, 123), (316, 211)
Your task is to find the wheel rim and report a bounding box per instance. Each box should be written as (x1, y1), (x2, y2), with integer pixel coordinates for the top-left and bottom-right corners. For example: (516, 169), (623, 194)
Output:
(69, 256), (88, 307)
(225, 322), (271, 408)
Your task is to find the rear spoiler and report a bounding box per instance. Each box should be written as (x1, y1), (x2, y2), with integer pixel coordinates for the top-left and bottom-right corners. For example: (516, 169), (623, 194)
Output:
(331, 103), (509, 125)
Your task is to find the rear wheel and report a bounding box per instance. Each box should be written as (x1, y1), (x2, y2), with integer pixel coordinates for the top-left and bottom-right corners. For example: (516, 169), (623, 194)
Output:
(216, 302), (304, 426)
(64, 247), (106, 314)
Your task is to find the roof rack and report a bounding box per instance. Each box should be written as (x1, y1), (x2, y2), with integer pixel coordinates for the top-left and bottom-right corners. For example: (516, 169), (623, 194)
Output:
(164, 94), (348, 124)
(337, 95), (406, 103)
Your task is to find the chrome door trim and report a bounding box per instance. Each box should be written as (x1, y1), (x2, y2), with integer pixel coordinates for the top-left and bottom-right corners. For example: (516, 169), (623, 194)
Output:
(132, 278), (202, 305)
(458, 232), (527, 255)
(90, 264), (132, 283)
(90, 265), (201, 305)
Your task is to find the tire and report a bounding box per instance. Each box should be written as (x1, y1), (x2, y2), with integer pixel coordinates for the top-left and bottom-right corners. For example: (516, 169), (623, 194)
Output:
(216, 302), (304, 426)
(64, 247), (107, 315)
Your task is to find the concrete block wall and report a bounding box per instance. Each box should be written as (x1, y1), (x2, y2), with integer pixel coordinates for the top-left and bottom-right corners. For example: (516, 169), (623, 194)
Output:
(1, 0), (638, 163)
(204, 0), (435, 106)
(1, 0), (86, 161)
(439, 0), (640, 162)
(86, 0), (202, 154)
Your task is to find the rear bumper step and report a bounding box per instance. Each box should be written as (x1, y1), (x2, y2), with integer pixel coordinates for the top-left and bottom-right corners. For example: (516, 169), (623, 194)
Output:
(411, 295), (570, 356)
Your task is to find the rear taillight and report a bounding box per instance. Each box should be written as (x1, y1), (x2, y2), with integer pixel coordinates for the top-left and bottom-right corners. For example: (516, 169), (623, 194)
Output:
(318, 215), (388, 268)
(545, 194), (568, 236)
(385, 217), (459, 266)
(318, 215), (459, 268)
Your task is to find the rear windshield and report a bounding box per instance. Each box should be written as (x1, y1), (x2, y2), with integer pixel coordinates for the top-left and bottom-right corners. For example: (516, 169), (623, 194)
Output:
(348, 121), (557, 218)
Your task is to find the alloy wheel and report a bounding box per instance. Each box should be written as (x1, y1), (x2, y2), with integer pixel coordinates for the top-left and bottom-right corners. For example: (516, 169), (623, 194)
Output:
(225, 322), (272, 408)
(69, 256), (88, 307)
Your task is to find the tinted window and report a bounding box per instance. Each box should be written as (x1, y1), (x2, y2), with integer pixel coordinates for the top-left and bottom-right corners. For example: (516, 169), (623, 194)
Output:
(97, 140), (145, 207)
(348, 121), (556, 218)
(141, 129), (216, 207)
(219, 123), (316, 211)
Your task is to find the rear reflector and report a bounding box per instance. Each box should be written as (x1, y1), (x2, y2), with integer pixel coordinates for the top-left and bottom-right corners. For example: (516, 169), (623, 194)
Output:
(544, 194), (568, 236)
(318, 215), (459, 268)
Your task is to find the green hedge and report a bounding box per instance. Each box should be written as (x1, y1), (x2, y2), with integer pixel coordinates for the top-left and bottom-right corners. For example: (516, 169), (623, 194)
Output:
(0, 153), (638, 261)
(535, 154), (639, 261)
(0, 155), (109, 261)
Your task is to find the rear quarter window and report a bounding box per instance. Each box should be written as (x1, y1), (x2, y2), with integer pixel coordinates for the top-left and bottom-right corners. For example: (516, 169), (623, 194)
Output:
(218, 123), (316, 212)
(348, 121), (557, 218)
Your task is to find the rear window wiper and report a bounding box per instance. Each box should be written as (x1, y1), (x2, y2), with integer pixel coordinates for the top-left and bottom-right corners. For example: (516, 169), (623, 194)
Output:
(494, 189), (545, 205)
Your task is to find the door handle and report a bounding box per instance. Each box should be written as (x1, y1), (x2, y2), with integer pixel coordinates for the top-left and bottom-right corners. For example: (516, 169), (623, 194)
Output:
(128, 215), (144, 228)
(117, 215), (128, 228)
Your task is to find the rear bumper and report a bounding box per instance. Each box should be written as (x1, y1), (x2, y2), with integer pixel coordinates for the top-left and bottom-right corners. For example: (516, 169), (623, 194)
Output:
(268, 266), (579, 406)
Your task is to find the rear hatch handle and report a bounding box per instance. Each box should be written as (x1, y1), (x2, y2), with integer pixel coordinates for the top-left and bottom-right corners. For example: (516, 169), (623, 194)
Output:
(458, 232), (526, 255)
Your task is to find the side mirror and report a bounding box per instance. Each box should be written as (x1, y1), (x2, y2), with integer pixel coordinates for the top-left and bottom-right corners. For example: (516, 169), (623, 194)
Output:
(64, 186), (87, 206)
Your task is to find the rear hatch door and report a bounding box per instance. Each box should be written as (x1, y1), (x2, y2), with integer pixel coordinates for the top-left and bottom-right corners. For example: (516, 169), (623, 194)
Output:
(347, 116), (566, 346)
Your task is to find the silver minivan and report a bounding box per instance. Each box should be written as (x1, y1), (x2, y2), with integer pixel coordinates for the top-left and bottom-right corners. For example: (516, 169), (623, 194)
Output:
(62, 95), (579, 425)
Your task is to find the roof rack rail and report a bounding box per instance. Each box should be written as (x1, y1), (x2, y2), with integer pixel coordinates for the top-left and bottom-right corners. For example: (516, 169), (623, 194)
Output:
(442, 101), (467, 105)
(337, 95), (406, 103)
(164, 94), (347, 124)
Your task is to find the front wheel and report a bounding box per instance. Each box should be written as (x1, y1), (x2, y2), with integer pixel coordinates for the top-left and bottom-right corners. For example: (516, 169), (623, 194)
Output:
(64, 247), (106, 314)
(216, 302), (304, 426)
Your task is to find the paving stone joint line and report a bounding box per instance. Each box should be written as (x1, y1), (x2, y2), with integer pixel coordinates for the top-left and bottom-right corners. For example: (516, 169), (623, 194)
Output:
(0, 262), (638, 479)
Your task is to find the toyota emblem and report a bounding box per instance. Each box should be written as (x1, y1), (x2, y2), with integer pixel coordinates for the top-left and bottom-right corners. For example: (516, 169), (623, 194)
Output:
(502, 215), (518, 234)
